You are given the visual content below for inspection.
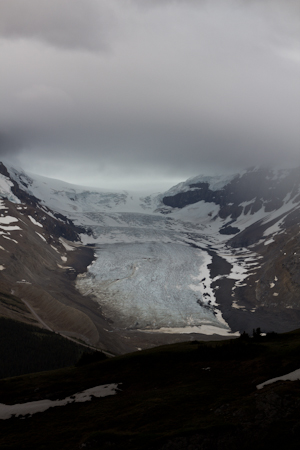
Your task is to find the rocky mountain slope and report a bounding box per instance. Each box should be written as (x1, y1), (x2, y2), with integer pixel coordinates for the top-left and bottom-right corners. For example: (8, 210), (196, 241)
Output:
(0, 161), (300, 353)
(160, 167), (300, 333)
(0, 162), (143, 355)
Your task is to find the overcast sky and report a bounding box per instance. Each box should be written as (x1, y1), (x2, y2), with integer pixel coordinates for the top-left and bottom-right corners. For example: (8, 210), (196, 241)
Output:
(1, 0), (299, 191)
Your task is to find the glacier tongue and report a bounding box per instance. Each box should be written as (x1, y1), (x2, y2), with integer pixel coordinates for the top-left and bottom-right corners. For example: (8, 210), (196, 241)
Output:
(76, 242), (225, 330)
(74, 207), (232, 331)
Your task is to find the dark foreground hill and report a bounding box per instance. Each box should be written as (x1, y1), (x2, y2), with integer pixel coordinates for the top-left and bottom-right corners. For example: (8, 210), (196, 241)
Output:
(0, 316), (100, 379)
(1, 331), (300, 449)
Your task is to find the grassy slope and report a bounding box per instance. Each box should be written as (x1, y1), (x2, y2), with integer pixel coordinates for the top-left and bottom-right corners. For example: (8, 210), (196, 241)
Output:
(1, 332), (300, 449)
(0, 316), (91, 379)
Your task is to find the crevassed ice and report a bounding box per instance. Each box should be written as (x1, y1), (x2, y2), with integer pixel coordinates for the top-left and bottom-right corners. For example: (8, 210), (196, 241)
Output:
(76, 242), (224, 330)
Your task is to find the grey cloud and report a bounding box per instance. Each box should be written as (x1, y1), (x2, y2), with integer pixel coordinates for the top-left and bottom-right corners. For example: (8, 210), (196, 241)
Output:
(0, 131), (22, 157)
(0, 0), (116, 50)
(0, 0), (299, 188)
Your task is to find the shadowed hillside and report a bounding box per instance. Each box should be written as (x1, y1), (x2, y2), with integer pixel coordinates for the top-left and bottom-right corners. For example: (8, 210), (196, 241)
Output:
(0, 316), (100, 379)
(1, 330), (300, 449)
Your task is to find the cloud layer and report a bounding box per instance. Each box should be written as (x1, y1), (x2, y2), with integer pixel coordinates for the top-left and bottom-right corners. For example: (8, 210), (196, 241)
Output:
(1, 0), (299, 189)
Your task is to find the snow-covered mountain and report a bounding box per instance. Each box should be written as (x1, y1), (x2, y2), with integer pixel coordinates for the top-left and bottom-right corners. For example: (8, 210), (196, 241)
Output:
(1, 161), (300, 353)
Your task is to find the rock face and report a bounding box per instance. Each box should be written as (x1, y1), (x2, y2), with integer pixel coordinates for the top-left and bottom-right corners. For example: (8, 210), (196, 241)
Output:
(163, 167), (300, 220)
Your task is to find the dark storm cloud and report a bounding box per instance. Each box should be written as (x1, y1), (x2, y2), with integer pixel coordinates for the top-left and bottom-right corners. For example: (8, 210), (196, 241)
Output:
(0, 0), (299, 188)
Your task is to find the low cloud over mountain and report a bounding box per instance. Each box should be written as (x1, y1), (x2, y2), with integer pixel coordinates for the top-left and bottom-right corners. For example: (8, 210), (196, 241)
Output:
(0, 0), (299, 189)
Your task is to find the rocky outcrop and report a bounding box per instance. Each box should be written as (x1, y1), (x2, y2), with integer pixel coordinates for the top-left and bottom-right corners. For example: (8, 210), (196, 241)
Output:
(163, 167), (300, 221)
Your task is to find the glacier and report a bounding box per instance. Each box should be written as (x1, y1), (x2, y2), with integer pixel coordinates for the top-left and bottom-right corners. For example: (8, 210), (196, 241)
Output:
(8, 164), (285, 335)
(76, 241), (224, 330)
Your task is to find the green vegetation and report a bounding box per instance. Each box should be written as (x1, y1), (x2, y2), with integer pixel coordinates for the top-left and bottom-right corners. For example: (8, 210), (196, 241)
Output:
(0, 317), (91, 379)
(1, 330), (300, 449)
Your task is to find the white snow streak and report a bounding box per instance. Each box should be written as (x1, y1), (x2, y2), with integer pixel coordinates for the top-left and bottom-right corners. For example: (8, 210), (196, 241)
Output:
(35, 232), (46, 242)
(0, 216), (18, 225)
(28, 216), (43, 228)
(59, 238), (75, 251)
(144, 325), (239, 336)
(257, 369), (300, 390)
(0, 384), (120, 420)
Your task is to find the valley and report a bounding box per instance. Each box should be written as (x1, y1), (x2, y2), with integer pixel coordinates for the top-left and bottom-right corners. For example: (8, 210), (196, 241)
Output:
(1, 161), (300, 448)
(0, 162), (300, 356)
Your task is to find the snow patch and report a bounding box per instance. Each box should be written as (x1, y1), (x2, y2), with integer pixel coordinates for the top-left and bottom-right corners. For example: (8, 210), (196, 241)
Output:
(2, 236), (18, 244)
(0, 225), (21, 231)
(232, 301), (246, 310)
(0, 200), (7, 210)
(0, 216), (19, 225)
(57, 264), (74, 270)
(28, 216), (43, 227)
(0, 384), (120, 420)
(35, 232), (46, 242)
(0, 174), (20, 203)
(143, 325), (239, 336)
(59, 238), (75, 251)
(257, 369), (300, 390)
(221, 251), (261, 287)
(264, 238), (275, 245)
